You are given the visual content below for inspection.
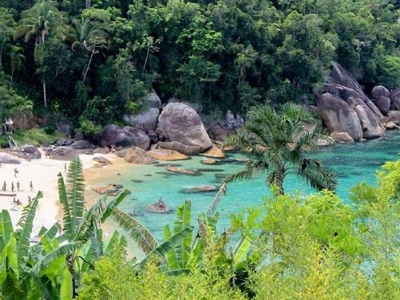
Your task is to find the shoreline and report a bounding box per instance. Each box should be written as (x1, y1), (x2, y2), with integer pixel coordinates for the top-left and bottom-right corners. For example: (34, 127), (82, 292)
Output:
(0, 150), (129, 239)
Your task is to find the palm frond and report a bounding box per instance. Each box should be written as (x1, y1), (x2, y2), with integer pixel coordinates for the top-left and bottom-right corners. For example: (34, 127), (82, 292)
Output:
(57, 172), (73, 238)
(223, 160), (269, 185)
(66, 159), (85, 232)
(296, 159), (337, 191)
(206, 182), (227, 217)
(16, 191), (43, 260)
(111, 208), (158, 254)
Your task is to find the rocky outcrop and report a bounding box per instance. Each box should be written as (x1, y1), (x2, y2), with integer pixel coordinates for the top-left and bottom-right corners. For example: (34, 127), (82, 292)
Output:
(99, 125), (150, 150)
(20, 145), (41, 159)
(348, 97), (383, 139)
(124, 147), (155, 164)
(390, 89), (400, 110)
(0, 153), (21, 164)
(179, 185), (217, 194)
(123, 91), (161, 134)
(166, 166), (200, 176)
(330, 131), (354, 143)
(372, 85), (390, 100)
(147, 148), (190, 161)
(200, 145), (225, 158)
(146, 200), (172, 213)
(49, 147), (79, 161)
(93, 156), (112, 167)
(92, 184), (123, 196)
(317, 93), (363, 141)
(70, 140), (94, 150)
(158, 102), (213, 154)
(318, 62), (384, 139)
(375, 96), (391, 115)
(123, 126), (150, 150)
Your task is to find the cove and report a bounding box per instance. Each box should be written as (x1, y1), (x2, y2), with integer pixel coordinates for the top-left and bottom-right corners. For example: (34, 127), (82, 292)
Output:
(87, 130), (400, 240)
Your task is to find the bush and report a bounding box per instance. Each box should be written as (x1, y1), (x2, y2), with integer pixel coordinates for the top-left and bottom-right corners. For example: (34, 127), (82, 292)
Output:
(12, 128), (65, 146)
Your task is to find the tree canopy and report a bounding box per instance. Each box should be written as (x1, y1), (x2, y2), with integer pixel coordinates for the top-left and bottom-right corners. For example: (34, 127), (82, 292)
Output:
(0, 0), (399, 133)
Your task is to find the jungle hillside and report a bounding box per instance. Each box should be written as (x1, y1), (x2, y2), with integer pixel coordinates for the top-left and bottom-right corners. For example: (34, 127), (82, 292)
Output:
(1, 0), (400, 136)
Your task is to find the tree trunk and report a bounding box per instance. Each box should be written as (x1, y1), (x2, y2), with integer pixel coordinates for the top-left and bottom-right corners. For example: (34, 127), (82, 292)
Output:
(43, 82), (47, 108)
(83, 44), (96, 84)
(39, 32), (48, 108)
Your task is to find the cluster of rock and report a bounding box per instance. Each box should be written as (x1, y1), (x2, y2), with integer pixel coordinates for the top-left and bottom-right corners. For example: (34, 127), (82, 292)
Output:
(317, 62), (400, 143)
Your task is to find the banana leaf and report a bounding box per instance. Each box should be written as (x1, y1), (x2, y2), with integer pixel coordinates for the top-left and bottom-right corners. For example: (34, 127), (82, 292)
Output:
(137, 226), (194, 270)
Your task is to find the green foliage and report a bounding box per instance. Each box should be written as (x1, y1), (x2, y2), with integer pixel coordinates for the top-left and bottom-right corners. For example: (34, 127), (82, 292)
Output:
(223, 103), (336, 195)
(12, 127), (64, 146)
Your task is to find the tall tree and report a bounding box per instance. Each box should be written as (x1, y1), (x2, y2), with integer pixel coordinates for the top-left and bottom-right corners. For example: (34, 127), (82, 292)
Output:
(69, 17), (107, 83)
(14, 0), (67, 109)
(223, 103), (336, 195)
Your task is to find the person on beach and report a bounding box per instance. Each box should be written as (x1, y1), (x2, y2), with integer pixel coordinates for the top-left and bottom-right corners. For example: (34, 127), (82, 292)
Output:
(30, 181), (33, 191)
(14, 168), (18, 178)
(28, 195), (31, 204)
(2, 181), (6, 191)
(11, 182), (14, 192)
(16, 181), (20, 192)
(16, 199), (21, 205)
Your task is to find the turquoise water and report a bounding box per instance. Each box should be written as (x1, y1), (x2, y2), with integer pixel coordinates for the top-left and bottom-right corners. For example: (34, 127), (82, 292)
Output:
(96, 131), (400, 240)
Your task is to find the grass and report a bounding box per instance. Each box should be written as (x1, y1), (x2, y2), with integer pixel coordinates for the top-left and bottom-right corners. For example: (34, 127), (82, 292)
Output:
(12, 128), (68, 147)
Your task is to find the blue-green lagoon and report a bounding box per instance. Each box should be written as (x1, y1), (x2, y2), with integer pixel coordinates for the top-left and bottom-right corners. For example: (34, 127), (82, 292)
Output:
(85, 130), (400, 240)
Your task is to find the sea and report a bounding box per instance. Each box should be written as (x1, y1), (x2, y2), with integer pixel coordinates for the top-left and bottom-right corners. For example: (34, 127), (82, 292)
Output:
(85, 130), (400, 241)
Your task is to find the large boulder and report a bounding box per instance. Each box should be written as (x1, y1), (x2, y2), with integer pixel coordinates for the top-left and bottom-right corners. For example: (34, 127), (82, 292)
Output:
(347, 97), (383, 139)
(158, 102), (212, 154)
(317, 93), (363, 141)
(70, 140), (95, 150)
(20, 144), (41, 159)
(123, 126), (150, 150)
(371, 85), (390, 100)
(124, 147), (155, 164)
(390, 88), (400, 110)
(49, 147), (79, 161)
(123, 91), (161, 133)
(0, 153), (21, 164)
(375, 96), (391, 116)
(99, 125), (150, 150)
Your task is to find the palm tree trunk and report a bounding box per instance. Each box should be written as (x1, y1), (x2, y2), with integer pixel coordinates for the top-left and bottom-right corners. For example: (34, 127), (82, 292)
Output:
(43, 82), (47, 108)
(83, 44), (96, 84)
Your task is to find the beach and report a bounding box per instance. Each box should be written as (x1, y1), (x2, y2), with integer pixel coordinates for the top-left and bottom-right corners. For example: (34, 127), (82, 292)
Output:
(0, 150), (124, 238)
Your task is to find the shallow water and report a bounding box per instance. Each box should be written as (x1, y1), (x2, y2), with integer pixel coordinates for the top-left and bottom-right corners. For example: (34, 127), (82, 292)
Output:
(87, 130), (400, 240)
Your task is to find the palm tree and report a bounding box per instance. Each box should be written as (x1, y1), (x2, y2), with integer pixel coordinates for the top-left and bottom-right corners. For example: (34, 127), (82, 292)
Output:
(14, 0), (67, 108)
(69, 18), (107, 83)
(9, 95), (33, 129)
(223, 103), (336, 195)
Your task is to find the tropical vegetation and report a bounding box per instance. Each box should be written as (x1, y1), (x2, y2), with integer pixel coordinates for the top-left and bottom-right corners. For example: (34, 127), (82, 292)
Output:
(222, 103), (337, 194)
(0, 0), (400, 136)
(2, 156), (400, 298)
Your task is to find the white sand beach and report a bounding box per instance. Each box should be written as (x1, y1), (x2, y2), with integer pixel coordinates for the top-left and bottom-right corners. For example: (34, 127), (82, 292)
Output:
(0, 150), (122, 237)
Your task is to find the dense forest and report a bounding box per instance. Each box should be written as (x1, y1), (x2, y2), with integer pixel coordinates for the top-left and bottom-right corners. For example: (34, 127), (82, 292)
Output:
(1, 0), (400, 136)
